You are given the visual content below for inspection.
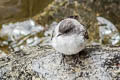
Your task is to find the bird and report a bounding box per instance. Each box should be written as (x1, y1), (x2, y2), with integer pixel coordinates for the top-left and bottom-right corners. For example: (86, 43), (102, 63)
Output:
(51, 18), (88, 55)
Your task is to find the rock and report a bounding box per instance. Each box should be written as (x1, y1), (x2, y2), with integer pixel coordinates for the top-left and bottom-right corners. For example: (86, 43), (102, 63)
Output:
(0, 0), (120, 80)
(97, 17), (120, 45)
(1, 19), (44, 41)
(0, 44), (120, 80)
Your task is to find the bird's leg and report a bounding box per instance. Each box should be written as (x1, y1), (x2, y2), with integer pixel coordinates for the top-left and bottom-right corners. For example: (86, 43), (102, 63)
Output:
(60, 54), (66, 65)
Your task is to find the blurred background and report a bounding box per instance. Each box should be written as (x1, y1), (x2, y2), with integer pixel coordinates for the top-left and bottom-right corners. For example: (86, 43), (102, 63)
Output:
(0, 0), (53, 25)
(0, 0), (120, 57)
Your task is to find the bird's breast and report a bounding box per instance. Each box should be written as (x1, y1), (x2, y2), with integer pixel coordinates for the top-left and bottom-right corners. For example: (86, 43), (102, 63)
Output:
(52, 35), (86, 55)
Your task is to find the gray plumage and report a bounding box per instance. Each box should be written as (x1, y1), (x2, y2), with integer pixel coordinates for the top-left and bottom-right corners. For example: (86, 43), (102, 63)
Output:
(52, 18), (88, 55)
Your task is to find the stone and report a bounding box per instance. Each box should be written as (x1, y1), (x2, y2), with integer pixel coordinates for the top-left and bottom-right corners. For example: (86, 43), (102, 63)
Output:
(0, 44), (119, 80)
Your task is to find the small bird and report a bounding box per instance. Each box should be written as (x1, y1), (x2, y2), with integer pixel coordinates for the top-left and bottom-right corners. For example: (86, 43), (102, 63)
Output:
(52, 18), (88, 55)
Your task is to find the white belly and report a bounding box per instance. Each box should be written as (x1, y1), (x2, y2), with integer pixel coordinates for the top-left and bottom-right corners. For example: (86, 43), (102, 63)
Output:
(52, 35), (86, 55)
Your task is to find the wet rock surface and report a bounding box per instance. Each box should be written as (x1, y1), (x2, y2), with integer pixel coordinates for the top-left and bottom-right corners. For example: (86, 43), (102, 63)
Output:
(0, 44), (120, 80)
